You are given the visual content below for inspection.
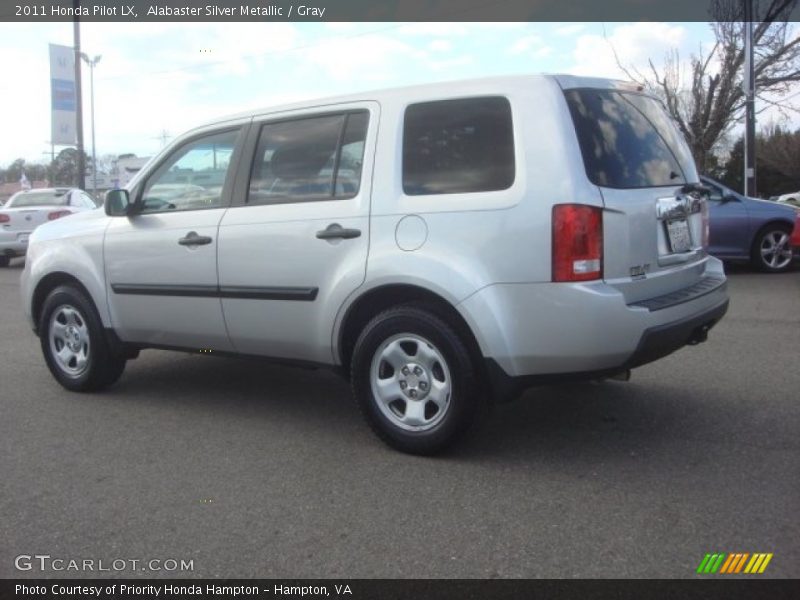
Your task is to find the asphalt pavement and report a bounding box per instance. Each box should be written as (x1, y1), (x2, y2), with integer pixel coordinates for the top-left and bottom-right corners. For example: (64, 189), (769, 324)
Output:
(1, 258), (798, 578)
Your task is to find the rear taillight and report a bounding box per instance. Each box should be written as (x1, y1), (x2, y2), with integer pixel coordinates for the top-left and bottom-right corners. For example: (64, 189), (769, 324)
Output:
(48, 210), (71, 221)
(0, 213), (9, 223)
(552, 204), (603, 282)
(791, 214), (800, 247)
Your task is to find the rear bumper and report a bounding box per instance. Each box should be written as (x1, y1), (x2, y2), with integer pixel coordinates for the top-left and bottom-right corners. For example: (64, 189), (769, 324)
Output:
(457, 257), (730, 399)
(485, 297), (728, 402)
(0, 231), (30, 256)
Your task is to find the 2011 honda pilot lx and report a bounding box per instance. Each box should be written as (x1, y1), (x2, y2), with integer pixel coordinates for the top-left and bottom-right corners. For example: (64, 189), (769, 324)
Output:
(21, 74), (729, 454)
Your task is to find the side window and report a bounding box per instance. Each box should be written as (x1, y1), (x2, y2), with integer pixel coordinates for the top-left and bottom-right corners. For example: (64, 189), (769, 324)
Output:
(79, 192), (97, 208)
(141, 129), (238, 213)
(403, 96), (515, 196)
(705, 182), (724, 202)
(248, 111), (369, 205)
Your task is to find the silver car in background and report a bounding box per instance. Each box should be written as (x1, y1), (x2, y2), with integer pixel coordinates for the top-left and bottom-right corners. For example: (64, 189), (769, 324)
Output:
(1, 188), (98, 267)
(21, 74), (729, 454)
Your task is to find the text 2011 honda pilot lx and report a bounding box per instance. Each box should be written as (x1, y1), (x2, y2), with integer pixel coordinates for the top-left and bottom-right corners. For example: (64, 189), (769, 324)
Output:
(21, 74), (729, 454)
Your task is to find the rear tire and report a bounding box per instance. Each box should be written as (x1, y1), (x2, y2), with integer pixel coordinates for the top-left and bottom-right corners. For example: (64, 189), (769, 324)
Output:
(350, 305), (486, 455)
(39, 284), (127, 392)
(0, 256), (10, 268)
(751, 224), (793, 273)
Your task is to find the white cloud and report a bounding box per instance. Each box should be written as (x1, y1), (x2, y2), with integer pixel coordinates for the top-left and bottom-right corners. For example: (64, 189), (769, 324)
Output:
(428, 39), (453, 53)
(555, 24), (586, 37)
(300, 34), (424, 82)
(568, 23), (689, 79)
(508, 35), (544, 56)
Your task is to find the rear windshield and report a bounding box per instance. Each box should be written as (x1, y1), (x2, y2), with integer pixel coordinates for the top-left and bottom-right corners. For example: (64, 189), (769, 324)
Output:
(7, 190), (68, 207)
(564, 89), (695, 189)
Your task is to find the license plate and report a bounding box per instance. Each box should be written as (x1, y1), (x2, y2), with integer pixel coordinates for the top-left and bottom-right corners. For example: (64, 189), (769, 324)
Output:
(667, 219), (691, 253)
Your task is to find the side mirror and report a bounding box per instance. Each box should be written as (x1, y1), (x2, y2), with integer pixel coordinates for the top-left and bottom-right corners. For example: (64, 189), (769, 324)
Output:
(105, 189), (134, 216)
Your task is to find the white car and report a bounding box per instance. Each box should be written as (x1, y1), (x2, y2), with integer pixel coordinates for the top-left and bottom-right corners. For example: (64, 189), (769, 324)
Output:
(21, 74), (729, 454)
(776, 191), (800, 203)
(1, 188), (98, 266)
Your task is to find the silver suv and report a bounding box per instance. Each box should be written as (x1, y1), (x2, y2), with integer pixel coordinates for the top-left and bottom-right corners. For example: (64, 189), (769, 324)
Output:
(21, 74), (729, 454)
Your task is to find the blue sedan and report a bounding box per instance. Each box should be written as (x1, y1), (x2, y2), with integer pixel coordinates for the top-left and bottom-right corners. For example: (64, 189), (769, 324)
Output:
(701, 176), (800, 273)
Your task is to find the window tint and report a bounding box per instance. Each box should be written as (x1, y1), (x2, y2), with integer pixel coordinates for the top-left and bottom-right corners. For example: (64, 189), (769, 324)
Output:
(248, 111), (368, 204)
(565, 89), (694, 189)
(141, 129), (238, 213)
(403, 97), (514, 195)
(8, 190), (68, 207)
(704, 181), (724, 202)
(335, 112), (368, 198)
(78, 192), (97, 208)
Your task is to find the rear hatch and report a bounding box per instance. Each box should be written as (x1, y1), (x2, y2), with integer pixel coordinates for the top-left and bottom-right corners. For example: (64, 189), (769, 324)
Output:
(561, 82), (709, 303)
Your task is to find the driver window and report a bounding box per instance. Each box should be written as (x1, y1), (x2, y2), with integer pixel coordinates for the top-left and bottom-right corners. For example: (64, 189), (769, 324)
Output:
(705, 182), (724, 202)
(141, 129), (238, 213)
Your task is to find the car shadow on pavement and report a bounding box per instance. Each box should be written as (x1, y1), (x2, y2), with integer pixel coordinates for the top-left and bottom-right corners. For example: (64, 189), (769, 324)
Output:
(105, 352), (733, 465)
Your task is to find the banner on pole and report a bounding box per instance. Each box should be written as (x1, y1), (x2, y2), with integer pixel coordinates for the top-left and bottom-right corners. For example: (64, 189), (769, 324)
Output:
(49, 43), (77, 145)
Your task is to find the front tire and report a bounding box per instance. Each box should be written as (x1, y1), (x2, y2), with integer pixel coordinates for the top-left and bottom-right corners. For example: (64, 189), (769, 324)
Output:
(39, 285), (127, 392)
(351, 305), (486, 455)
(751, 224), (793, 273)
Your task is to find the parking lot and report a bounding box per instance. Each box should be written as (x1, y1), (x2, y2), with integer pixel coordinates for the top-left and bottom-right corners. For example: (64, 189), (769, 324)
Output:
(1, 258), (798, 579)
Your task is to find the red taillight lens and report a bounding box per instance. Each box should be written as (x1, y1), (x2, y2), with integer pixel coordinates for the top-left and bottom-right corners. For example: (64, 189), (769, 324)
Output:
(0, 213), (9, 223)
(791, 214), (800, 247)
(48, 210), (71, 221)
(552, 204), (603, 282)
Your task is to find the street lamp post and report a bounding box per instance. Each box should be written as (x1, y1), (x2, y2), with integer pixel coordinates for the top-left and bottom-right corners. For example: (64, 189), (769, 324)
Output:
(80, 53), (101, 197)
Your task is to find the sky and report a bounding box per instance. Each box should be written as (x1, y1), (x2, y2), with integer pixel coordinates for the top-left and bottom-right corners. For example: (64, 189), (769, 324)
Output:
(0, 21), (793, 166)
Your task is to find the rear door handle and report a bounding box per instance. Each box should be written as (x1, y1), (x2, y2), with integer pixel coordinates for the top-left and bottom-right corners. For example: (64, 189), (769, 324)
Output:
(178, 231), (213, 246)
(316, 223), (361, 240)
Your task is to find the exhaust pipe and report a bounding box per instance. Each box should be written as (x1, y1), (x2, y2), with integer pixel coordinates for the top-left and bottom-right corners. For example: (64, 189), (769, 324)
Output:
(687, 322), (712, 345)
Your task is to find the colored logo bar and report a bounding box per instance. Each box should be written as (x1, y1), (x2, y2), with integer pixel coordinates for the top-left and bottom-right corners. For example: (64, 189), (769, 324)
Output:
(696, 553), (773, 574)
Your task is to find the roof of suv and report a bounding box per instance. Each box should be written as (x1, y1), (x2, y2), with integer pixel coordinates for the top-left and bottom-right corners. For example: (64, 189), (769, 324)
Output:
(196, 73), (641, 131)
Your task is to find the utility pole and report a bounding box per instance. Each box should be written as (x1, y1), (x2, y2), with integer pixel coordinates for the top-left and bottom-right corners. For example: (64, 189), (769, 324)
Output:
(73, 0), (85, 190)
(81, 53), (102, 196)
(743, 0), (756, 197)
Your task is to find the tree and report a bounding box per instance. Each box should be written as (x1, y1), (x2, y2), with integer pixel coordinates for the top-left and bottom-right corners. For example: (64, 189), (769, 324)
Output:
(757, 123), (800, 185)
(48, 148), (90, 187)
(616, 0), (800, 172)
(720, 126), (800, 196)
(26, 163), (47, 182)
(4, 158), (26, 183)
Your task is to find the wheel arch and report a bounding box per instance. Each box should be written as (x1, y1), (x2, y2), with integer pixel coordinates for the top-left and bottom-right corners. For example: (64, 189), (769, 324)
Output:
(750, 218), (794, 251)
(336, 283), (487, 382)
(749, 218), (795, 271)
(31, 272), (97, 335)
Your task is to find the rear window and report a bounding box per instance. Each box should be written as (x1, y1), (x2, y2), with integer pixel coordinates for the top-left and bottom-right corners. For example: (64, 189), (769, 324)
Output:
(7, 191), (69, 207)
(565, 89), (695, 189)
(403, 96), (515, 195)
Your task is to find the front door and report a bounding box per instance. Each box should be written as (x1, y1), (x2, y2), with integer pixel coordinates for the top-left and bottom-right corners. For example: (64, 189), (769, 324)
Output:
(104, 125), (247, 351)
(705, 181), (750, 257)
(217, 104), (378, 363)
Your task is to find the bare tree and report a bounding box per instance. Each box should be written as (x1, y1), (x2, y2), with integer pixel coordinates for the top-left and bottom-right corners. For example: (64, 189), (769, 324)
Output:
(614, 0), (800, 172)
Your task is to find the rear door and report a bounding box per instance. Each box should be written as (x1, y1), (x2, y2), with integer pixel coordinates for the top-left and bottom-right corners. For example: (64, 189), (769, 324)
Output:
(563, 86), (708, 303)
(216, 103), (377, 363)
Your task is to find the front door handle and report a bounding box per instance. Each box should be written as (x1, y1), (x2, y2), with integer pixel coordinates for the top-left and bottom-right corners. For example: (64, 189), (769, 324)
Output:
(316, 223), (361, 240)
(178, 231), (213, 246)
